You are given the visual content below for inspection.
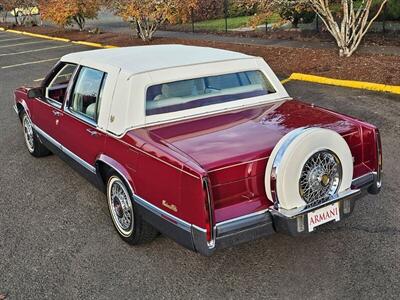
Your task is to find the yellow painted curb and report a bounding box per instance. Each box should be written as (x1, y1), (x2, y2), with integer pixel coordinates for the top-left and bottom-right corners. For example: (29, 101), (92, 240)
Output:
(1, 28), (114, 48)
(289, 73), (400, 95)
(5, 29), (21, 34)
(72, 41), (105, 48)
(0, 28), (70, 42)
(21, 31), (70, 42)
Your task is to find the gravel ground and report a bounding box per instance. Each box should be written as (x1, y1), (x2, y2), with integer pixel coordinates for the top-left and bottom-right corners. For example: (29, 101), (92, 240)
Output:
(0, 30), (399, 299)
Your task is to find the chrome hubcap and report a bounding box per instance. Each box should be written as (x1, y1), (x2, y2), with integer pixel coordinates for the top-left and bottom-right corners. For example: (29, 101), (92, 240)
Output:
(23, 115), (34, 153)
(108, 177), (134, 237)
(299, 150), (342, 205)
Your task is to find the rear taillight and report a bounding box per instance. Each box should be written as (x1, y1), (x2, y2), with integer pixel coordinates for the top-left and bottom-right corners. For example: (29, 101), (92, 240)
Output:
(202, 177), (215, 247)
(376, 130), (382, 171)
(376, 129), (382, 187)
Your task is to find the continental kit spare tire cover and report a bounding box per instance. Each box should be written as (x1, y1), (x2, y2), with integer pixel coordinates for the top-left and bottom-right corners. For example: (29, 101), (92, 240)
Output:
(265, 127), (353, 210)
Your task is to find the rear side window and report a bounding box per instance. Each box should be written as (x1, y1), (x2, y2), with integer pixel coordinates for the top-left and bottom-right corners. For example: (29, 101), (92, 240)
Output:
(69, 67), (107, 122)
(146, 70), (275, 116)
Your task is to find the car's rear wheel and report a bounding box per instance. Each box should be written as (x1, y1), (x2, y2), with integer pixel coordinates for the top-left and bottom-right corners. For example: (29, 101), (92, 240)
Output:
(106, 172), (159, 245)
(21, 111), (51, 157)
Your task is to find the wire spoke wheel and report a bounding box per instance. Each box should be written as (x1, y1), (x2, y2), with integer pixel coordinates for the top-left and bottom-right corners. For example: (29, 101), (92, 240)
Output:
(299, 150), (342, 206)
(22, 115), (35, 153)
(108, 177), (134, 237)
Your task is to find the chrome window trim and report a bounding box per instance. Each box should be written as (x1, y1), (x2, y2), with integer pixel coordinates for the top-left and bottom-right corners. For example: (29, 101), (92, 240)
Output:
(64, 106), (97, 128)
(32, 123), (96, 174)
(46, 97), (62, 109)
(63, 66), (107, 128)
(45, 63), (78, 108)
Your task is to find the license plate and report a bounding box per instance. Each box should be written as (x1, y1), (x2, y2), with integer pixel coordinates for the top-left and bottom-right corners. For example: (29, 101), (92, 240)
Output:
(308, 202), (340, 232)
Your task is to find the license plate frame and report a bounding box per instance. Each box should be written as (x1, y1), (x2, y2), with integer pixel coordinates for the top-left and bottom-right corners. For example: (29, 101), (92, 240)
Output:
(307, 202), (340, 232)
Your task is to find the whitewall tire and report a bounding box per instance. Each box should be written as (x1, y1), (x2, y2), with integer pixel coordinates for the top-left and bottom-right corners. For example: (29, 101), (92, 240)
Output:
(106, 172), (159, 244)
(20, 111), (51, 157)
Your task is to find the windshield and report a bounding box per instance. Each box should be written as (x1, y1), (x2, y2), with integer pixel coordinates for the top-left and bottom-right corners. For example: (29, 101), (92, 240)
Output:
(146, 70), (275, 116)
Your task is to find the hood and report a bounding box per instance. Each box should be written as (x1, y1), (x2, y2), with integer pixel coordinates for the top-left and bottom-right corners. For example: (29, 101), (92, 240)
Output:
(147, 100), (361, 173)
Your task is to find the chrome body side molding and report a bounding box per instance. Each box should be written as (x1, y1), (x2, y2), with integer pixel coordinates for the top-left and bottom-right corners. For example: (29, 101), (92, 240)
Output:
(33, 123), (96, 174)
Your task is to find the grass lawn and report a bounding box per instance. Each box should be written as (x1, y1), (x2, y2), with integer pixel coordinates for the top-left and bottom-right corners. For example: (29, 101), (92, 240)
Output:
(194, 16), (252, 31)
(191, 14), (281, 31)
(165, 15), (282, 32)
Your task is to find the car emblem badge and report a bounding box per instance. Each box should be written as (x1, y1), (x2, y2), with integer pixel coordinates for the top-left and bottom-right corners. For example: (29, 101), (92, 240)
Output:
(162, 200), (178, 212)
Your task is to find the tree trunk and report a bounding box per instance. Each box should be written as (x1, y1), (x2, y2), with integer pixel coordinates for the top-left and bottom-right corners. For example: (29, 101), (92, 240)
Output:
(309, 0), (388, 57)
(13, 9), (18, 25)
(73, 14), (86, 31)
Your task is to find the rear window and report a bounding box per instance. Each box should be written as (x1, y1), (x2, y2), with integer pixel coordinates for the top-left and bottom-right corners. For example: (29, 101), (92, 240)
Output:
(146, 70), (275, 116)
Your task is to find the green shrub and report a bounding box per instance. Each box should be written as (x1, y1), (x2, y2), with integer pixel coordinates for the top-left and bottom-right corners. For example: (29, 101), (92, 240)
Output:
(277, 1), (316, 28)
(228, 0), (258, 17)
(372, 0), (400, 21)
(193, 0), (224, 21)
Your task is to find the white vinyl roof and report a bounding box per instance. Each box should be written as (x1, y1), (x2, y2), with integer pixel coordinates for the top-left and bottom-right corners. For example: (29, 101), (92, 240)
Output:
(61, 44), (254, 75)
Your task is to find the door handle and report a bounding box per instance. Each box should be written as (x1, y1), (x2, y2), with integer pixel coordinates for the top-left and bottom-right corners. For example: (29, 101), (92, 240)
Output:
(86, 129), (101, 137)
(52, 110), (63, 117)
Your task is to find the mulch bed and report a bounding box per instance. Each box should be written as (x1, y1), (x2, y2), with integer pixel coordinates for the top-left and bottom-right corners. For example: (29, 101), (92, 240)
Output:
(2, 23), (400, 86)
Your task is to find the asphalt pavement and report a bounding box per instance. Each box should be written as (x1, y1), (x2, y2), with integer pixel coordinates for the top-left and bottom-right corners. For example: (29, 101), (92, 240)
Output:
(0, 30), (399, 299)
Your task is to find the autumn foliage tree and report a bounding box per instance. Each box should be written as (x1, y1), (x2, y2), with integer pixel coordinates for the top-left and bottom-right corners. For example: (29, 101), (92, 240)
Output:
(109, 0), (198, 41)
(1, 0), (38, 24)
(39, 0), (101, 30)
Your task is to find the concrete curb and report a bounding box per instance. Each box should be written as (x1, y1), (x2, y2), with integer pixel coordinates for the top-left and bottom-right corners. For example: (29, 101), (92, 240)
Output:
(1, 26), (399, 95)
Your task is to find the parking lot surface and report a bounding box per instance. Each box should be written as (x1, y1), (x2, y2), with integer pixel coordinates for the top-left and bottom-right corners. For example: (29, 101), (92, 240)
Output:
(0, 31), (399, 299)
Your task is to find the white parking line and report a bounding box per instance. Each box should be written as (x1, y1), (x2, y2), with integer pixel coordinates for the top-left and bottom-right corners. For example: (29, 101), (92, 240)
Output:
(0, 37), (29, 43)
(34, 77), (45, 82)
(0, 45), (73, 57)
(0, 41), (47, 49)
(2, 58), (60, 69)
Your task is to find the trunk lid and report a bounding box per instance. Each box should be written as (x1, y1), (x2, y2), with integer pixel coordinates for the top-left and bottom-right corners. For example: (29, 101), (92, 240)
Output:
(147, 100), (362, 222)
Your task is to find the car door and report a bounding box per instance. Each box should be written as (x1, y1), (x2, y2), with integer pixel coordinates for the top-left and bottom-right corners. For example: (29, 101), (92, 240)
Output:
(58, 66), (109, 172)
(30, 63), (78, 145)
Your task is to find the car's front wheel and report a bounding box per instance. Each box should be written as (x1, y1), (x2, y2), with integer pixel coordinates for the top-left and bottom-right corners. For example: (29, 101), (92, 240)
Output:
(106, 173), (159, 245)
(21, 111), (51, 157)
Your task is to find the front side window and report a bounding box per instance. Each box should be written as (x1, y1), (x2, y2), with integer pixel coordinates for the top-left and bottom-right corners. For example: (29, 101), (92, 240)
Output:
(46, 63), (77, 106)
(146, 70), (275, 116)
(69, 67), (107, 122)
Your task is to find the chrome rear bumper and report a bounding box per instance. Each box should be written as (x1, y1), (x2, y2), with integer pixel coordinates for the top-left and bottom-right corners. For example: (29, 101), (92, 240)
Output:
(192, 171), (380, 256)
